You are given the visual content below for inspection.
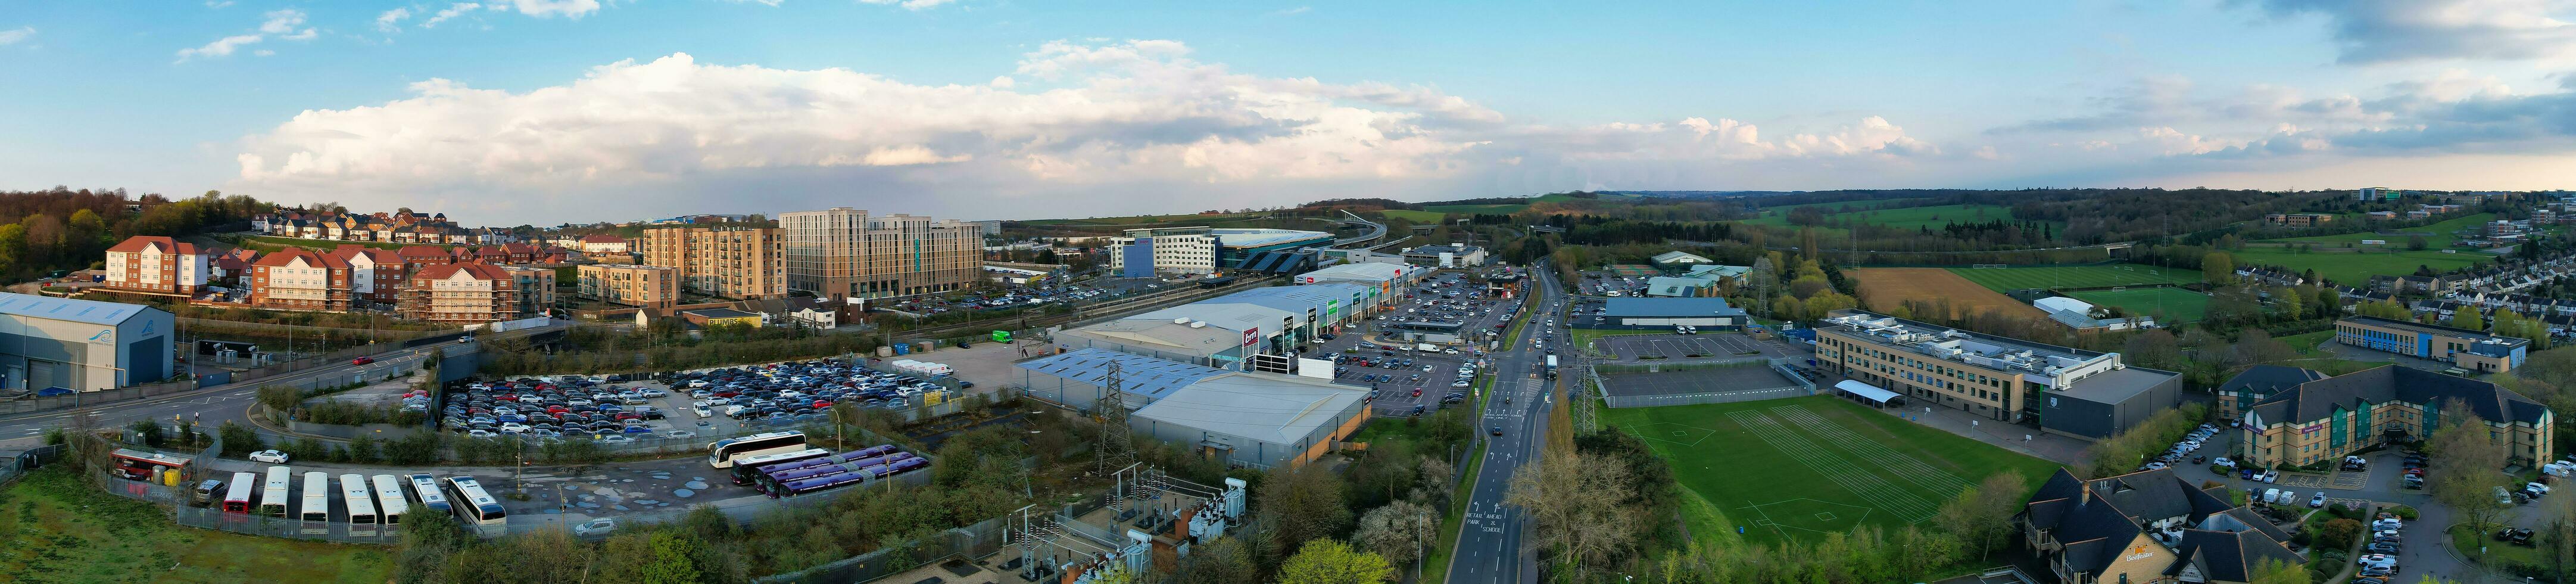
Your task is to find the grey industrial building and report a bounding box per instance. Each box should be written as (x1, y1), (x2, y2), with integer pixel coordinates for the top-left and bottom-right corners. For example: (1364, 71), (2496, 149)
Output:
(1013, 348), (1228, 412)
(0, 293), (177, 393)
(1015, 347), (1371, 469)
(1595, 297), (1751, 330)
(2035, 366), (2186, 440)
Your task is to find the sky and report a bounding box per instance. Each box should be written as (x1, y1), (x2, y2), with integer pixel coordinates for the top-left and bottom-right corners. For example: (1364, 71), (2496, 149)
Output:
(3, 1), (2575, 225)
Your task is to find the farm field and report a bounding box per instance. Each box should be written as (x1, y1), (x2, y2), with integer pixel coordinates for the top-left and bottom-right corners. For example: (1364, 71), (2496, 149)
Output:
(1848, 268), (2048, 320)
(1379, 209), (1448, 223)
(2068, 287), (2210, 324)
(2263, 213), (2494, 247)
(1945, 263), (2201, 292)
(1744, 203), (2059, 233)
(0, 469), (394, 583)
(1603, 396), (2060, 545)
(2229, 246), (2493, 286)
(1424, 203), (1530, 215)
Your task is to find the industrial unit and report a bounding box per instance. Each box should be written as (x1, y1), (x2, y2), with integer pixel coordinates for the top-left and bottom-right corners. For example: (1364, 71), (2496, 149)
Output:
(2333, 315), (2530, 373)
(1593, 297), (1750, 330)
(0, 293), (177, 393)
(1015, 347), (1369, 470)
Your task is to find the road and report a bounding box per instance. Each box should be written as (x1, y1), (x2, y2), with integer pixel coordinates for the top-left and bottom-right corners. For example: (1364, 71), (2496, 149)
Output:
(0, 327), (544, 452)
(1448, 262), (1558, 584)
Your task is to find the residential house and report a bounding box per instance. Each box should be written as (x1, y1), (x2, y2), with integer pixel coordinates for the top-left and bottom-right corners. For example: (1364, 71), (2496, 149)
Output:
(2019, 467), (2300, 584)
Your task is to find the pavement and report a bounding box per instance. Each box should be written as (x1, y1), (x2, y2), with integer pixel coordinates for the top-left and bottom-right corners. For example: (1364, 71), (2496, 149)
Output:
(1446, 262), (1557, 584)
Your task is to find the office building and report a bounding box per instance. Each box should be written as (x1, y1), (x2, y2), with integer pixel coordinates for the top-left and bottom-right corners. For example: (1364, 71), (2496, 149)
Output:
(1813, 310), (2181, 439)
(637, 226), (787, 299)
(101, 236), (210, 296)
(1109, 227), (1335, 276)
(577, 264), (681, 310)
(2333, 316), (2530, 373)
(1401, 244), (1486, 268)
(0, 293), (175, 392)
(2240, 365), (2552, 468)
(779, 207), (983, 300)
(2261, 213), (2335, 227)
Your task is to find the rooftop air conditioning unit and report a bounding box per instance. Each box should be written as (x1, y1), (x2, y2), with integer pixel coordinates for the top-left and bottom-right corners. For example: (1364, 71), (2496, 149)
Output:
(1175, 317), (1193, 324)
(1189, 321), (1207, 328)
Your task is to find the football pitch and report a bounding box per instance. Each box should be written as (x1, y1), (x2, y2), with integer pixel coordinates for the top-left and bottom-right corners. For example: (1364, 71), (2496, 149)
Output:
(1602, 396), (2059, 545)
(2069, 287), (2210, 324)
(1945, 263), (2201, 292)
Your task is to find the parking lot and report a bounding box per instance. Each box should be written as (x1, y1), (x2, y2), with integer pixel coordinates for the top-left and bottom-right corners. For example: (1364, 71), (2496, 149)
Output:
(438, 357), (981, 443)
(1307, 269), (1526, 416)
(1579, 271), (1649, 298)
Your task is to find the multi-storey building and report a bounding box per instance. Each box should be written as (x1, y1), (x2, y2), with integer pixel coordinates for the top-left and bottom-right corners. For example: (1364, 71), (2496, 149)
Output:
(1107, 226), (1335, 277)
(500, 266), (557, 318)
(779, 208), (981, 299)
(399, 263), (519, 324)
(2018, 467), (2299, 584)
(101, 236), (210, 296)
(2334, 315), (2529, 373)
(331, 245), (406, 305)
(636, 226), (786, 299)
(1812, 310), (2182, 439)
(576, 264), (679, 309)
(248, 248), (354, 311)
(2239, 364), (2553, 468)
(2260, 213), (2335, 227)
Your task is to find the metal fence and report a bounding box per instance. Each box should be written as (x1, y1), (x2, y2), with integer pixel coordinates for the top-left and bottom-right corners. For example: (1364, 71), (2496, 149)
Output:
(1596, 357), (1818, 409)
(172, 505), (405, 545)
(755, 515), (1011, 584)
(0, 379), (201, 417)
(0, 444), (61, 489)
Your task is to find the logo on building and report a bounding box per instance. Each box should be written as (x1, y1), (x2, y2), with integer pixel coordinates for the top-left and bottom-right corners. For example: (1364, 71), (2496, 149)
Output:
(1242, 327), (1259, 347)
(88, 329), (114, 344)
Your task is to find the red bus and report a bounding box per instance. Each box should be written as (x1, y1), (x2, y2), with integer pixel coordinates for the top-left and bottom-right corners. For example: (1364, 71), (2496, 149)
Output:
(110, 449), (192, 482)
(221, 471), (257, 514)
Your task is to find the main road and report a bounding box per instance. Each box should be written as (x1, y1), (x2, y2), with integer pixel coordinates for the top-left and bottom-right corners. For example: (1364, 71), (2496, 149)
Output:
(1447, 262), (1558, 584)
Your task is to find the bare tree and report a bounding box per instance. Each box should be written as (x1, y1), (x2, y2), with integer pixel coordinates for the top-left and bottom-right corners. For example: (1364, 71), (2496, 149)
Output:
(2427, 400), (2513, 532)
(1935, 472), (2026, 560)
(1505, 449), (1639, 583)
(1351, 499), (1437, 569)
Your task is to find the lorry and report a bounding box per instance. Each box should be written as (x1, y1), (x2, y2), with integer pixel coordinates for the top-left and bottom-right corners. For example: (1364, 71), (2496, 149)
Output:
(1544, 355), (1559, 379)
(1416, 343), (1438, 352)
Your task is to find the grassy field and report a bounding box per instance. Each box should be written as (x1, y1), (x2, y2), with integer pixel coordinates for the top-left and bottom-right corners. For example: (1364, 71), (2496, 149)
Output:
(1603, 396), (2060, 545)
(1946, 263), (2202, 292)
(2265, 213), (2496, 247)
(2276, 330), (2334, 355)
(2228, 246), (2493, 286)
(1424, 203), (1529, 215)
(1743, 203), (2058, 232)
(0, 469), (394, 583)
(1848, 268), (2048, 320)
(2069, 288), (2210, 324)
(1380, 209), (1449, 223)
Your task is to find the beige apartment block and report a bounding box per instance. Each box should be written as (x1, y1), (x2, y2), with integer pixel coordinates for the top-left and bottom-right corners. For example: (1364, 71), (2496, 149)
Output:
(578, 264), (680, 309)
(636, 226), (786, 299)
(779, 207), (982, 300)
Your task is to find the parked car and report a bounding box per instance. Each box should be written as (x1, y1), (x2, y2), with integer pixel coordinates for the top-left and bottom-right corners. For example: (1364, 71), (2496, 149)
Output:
(2309, 493), (2326, 508)
(248, 450), (290, 464)
(350, 356), (375, 365)
(574, 518), (618, 536)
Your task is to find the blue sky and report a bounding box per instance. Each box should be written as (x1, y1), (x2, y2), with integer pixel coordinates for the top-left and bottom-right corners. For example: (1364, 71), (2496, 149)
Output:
(3, 1), (2575, 224)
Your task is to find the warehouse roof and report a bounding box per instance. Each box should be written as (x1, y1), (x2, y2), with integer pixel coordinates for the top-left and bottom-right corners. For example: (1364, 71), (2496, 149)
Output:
(0, 293), (163, 326)
(1133, 303), (1296, 336)
(1017, 348), (1228, 404)
(1062, 318), (1245, 356)
(1295, 263), (1414, 284)
(1134, 372), (1367, 445)
(1651, 251), (1711, 265)
(1599, 297), (1748, 318)
(2048, 366), (2178, 403)
(1209, 228), (1333, 248)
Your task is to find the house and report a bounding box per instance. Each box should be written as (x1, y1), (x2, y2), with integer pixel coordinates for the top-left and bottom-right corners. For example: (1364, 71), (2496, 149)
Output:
(330, 245), (407, 305)
(679, 307), (765, 328)
(579, 235), (630, 254)
(2019, 467), (2300, 584)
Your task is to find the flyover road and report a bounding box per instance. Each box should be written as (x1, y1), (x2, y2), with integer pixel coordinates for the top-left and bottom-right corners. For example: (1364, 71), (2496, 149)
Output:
(1448, 262), (1557, 584)
(0, 325), (551, 451)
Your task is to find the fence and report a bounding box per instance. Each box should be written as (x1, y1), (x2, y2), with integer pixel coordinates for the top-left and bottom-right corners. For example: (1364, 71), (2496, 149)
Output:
(173, 504), (405, 544)
(1596, 357), (1819, 409)
(755, 515), (1010, 584)
(0, 379), (201, 417)
(0, 444), (61, 489)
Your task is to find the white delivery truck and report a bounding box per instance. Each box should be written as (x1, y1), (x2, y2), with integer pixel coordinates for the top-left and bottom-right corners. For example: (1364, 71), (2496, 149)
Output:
(2262, 489), (2282, 504)
(1417, 343), (1438, 352)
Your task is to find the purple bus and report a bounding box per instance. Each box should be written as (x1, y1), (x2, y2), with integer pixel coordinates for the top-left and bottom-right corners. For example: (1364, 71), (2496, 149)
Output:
(772, 458), (929, 498)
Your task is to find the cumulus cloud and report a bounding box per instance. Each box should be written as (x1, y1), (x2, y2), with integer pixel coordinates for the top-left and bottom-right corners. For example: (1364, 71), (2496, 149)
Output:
(229, 41), (1936, 222)
(0, 26), (32, 46)
(2243, 0), (2576, 63)
(422, 3), (484, 28)
(503, 0), (603, 18)
(376, 8), (413, 32)
(176, 10), (314, 61)
(2000, 69), (2576, 166)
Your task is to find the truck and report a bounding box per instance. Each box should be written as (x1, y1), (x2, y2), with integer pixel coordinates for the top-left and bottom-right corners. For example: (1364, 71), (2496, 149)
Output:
(887, 359), (955, 377)
(1543, 355), (1558, 379)
(1416, 343), (1438, 352)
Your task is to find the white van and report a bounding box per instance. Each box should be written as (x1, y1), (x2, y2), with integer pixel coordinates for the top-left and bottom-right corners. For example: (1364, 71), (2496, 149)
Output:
(724, 405), (749, 418)
(2262, 488), (2282, 504)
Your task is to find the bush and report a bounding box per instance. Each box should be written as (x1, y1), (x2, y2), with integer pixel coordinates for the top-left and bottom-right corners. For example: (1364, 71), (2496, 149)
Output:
(218, 421), (263, 456)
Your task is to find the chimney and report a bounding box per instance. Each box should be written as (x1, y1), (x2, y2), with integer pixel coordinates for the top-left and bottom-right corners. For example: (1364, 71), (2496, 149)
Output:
(2079, 482), (2093, 507)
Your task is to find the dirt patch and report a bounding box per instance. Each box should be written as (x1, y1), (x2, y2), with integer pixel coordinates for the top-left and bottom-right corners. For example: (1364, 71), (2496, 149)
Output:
(1847, 268), (2048, 321)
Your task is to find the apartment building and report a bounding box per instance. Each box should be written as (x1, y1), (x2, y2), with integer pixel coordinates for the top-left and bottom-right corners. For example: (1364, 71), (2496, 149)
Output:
(636, 226), (786, 299)
(779, 208), (982, 300)
(399, 263), (520, 324)
(500, 266), (557, 318)
(2240, 364), (2553, 468)
(2334, 315), (2530, 373)
(248, 248), (355, 311)
(579, 235), (629, 254)
(577, 264), (680, 310)
(2260, 213), (2335, 227)
(331, 245), (406, 305)
(101, 236), (210, 296)
(1812, 310), (2181, 439)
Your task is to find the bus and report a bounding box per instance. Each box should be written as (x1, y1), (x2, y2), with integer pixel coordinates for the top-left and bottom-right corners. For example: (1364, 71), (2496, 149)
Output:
(371, 475), (408, 526)
(108, 448), (192, 482)
(259, 466), (291, 517)
(757, 452), (915, 496)
(1543, 355), (1558, 379)
(771, 457), (929, 498)
(300, 472), (331, 529)
(342, 474), (378, 537)
(222, 471), (258, 514)
(405, 473), (451, 514)
(725, 448), (832, 485)
(706, 431), (808, 468)
(440, 476), (508, 532)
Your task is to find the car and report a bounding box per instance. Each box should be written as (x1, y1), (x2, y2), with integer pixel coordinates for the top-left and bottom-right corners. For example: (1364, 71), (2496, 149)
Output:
(247, 449), (290, 464)
(597, 435), (636, 443)
(1490, 426), (1502, 436)
(2309, 493), (2326, 508)
(693, 403), (713, 418)
(350, 356), (375, 365)
(573, 518), (618, 536)
(457, 335), (475, 343)
(662, 430), (697, 439)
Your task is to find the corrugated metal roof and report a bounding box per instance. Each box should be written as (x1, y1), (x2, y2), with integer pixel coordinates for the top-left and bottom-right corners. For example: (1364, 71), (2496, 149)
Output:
(1015, 348), (1228, 403)
(1599, 297), (1747, 318)
(1134, 372), (1367, 445)
(0, 293), (157, 326)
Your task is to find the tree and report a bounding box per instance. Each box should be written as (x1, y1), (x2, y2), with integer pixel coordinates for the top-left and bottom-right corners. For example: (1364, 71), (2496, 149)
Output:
(2316, 518), (2361, 549)
(1172, 536), (1258, 584)
(1351, 499), (1437, 570)
(1275, 539), (1395, 584)
(641, 532), (705, 584)
(2248, 557), (2310, 584)
(2407, 235), (2430, 251)
(217, 421), (263, 456)
(2448, 305), (2485, 332)
(2427, 402), (2513, 532)
(2546, 485), (2576, 584)
(1505, 448), (1639, 583)
(2230, 329), (2296, 368)
(2203, 251), (2236, 285)
(1259, 462), (1352, 558)
(1934, 473), (2026, 560)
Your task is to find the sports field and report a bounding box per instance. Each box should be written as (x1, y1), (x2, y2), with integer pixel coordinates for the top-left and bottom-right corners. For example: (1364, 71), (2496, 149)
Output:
(1946, 263), (2201, 292)
(2068, 287), (2210, 324)
(2228, 246), (2493, 286)
(1604, 396), (2059, 545)
(1848, 268), (2047, 320)
(1380, 209), (1448, 223)
(1744, 203), (2060, 232)
(2264, 213), (2495, 247)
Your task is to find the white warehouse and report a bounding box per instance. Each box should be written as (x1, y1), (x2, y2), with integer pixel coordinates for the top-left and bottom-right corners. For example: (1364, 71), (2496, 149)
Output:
(0, 293), (177, 393)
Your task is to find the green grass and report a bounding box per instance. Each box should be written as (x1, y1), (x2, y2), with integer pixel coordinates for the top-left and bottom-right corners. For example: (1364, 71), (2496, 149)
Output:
(1743, 203), (2057, 233)
(1424, 203), (1529, 215)
(1379, 209), (1448, 223)
(1946, 263), (2203, 292)
(1757, 197), (1933, 213)
(1601, 396), (2060, 545)
(2265, 213), (2496, 247)
(2068, 287), (2210, 324)
(2228, 246), (2494, 287)
(2277, 330), (2334, 355)
(2450, 523), (2546, 571)
(0, 468), (394, 583)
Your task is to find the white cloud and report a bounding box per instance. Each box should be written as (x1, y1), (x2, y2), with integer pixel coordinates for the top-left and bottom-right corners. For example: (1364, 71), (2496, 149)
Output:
(231, 41), (1938, 222)
(423, 3), (484, 28)
(503, 0), (603, 18)
(376, 8), (414, 32)
(2244, 0), (2576, 63)
(176, 10), (313, 61)
(1271, 7), (1312, 16)
(204, 0), (233, 7)
(857, 0), (958, 10)
(0, 26), (32, 46)
(176, 34), (263, 61)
